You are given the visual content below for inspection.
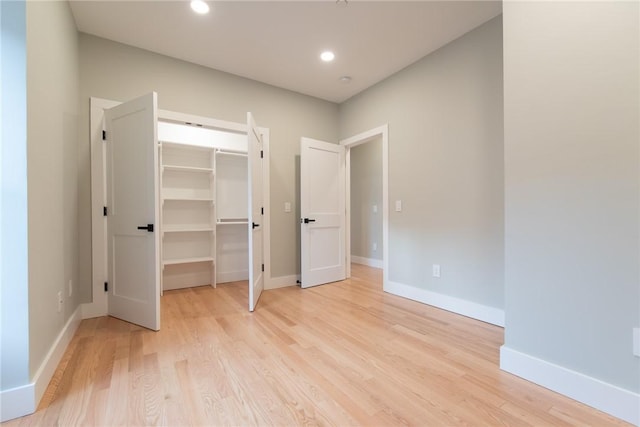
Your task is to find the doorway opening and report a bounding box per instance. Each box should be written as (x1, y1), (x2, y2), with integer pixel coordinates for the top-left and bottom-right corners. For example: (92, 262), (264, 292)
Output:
(348, 136), (383, 270)
(340, 125), (389, 289)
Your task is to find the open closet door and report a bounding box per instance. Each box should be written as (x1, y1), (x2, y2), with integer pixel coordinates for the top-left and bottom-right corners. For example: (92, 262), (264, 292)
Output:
(300, 138), (346, 288)
(247, 112), (264, 311)
(105, 92), (160, 330)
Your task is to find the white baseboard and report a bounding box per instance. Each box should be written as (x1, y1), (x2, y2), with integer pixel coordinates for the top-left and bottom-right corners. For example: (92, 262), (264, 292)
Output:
(351, 255), (383, 269)
(267, 274), (298, 290)
(0, 383), (34, 422)
(500, 346), (640, 426)
(81, 299), (107, 319)
(0, 306), (82, 422)
(385, 280), (505, 327)
(217, 270), (249, 284)
(33, 306), (82, 405)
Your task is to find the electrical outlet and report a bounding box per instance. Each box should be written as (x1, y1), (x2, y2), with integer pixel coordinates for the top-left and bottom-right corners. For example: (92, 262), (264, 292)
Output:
(395, 200), (402, 212)
(284, 202), (291, 213)
(57, 291), (63, 313)
(633, 328), (640, 358)
(68, 280), (73, 297)
(372, 242), (377, 251)
(432, 264), (441, 278)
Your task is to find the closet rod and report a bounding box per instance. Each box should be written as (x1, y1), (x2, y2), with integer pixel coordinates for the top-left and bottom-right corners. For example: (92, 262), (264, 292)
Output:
(216, 149), (248, 157)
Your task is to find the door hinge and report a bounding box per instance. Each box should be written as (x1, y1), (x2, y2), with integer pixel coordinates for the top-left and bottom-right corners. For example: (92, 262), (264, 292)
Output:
(261, 264), (264, 272)
(102, 130), (106, 141)
(260, 150), (263, 159)
(103, 206), (107, 216)
(104, 281), (108, 292)
(261, 207), (264, 215)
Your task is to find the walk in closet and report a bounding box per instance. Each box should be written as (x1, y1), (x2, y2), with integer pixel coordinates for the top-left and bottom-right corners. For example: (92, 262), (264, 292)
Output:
(158, 121), (249, 292)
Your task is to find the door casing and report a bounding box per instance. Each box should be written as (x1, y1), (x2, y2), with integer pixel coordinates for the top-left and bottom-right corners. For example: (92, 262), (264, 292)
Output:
(340, 125), (389, 288)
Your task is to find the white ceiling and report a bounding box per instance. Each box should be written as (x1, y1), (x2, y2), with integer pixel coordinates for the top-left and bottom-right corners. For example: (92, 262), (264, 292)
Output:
(69, 1), (502, 103)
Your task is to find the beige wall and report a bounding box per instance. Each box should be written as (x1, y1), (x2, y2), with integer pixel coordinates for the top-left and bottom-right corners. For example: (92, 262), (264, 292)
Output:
(339, 16), (504, 309)
(503, 1), (639, 393)
(350, 138), (382, 260)
(26, 1), (79, 377)
(77, 34), (339, 302)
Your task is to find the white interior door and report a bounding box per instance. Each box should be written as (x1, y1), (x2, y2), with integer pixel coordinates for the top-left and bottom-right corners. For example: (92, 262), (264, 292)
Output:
(300, 138), (346, 288)
(105, 92), (160, 330)
(247, 112), (264, 311)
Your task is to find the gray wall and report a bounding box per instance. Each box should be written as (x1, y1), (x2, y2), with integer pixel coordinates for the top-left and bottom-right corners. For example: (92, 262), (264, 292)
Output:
(26, 1), (80, 378)
(1, 0), (29, 393)
(77, 35), (340, 302)
(339, 16), (504, 310)
(503, 1), (639, 393)
(350, 138), (382, 261)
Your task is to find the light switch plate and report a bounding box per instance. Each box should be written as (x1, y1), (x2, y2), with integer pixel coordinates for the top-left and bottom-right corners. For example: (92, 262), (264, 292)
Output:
(432, 264), (440, 278)
(395, 200), (402, 212)
(372, 205), (378, 213)
(284, 202), (291, 213)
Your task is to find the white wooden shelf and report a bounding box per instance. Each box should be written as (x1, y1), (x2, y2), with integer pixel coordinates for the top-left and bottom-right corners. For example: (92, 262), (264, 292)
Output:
(216, 149), (248, 157)
(163, 225), (214, 233)
(163, 197), (214, 202)
(217, 219), (248, 225)
(162, 141), (215, 151)
(163, 256), (215, 266)
(163, 164), (214, 174)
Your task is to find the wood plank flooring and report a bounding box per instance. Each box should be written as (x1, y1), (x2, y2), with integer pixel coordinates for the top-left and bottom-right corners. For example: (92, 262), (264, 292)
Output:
(4, 264), (631, 426)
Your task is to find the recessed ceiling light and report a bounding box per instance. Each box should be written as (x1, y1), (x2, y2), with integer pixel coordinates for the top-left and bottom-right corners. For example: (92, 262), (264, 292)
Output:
(320, 51), (335, 62)
(190, 0), (210, 15)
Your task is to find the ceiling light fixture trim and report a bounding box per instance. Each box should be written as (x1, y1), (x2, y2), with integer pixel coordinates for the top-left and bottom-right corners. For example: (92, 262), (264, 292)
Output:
(190, 0), (210, 15)
(320, 51), (335, 62)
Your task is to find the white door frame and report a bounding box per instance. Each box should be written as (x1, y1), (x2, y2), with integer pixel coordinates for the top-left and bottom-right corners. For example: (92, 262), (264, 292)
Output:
(84, 97), (271, 318)
(339, 124), (389, 289)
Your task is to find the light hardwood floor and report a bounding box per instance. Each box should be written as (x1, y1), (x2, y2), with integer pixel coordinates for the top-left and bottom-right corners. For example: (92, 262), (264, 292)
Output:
(5, 264), (630, 426)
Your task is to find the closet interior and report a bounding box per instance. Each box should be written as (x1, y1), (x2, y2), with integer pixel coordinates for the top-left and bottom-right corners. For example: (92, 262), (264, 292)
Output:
(158, 121), (248, 292)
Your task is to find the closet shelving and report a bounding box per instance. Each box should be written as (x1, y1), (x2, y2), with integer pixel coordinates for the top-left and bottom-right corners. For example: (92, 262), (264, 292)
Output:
(157, 126), (251, 290)
(160, 142), (217, 290)
(214, 148), (250, 284)
(215, 149), (248, 226)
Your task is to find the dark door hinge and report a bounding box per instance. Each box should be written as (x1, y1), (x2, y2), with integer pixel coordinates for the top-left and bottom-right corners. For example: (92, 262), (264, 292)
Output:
(104, 281), (108, 292)
(103, 206), (107, 216)
(261, 264), (264, 272)
(260, 150), (263, 159)
(102, 130), (106, 141)
(261, 207), (264, 215)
